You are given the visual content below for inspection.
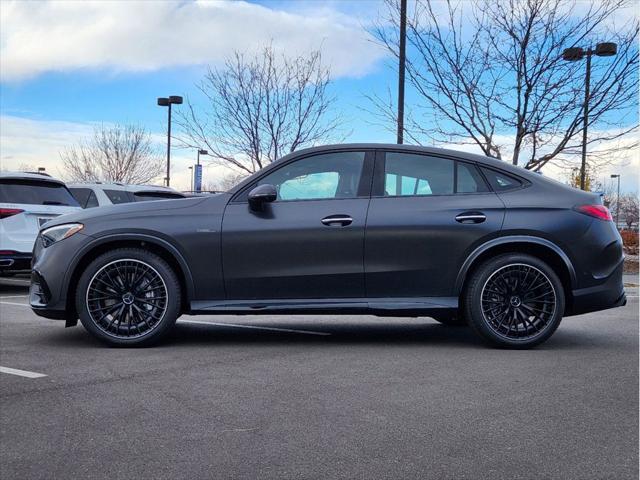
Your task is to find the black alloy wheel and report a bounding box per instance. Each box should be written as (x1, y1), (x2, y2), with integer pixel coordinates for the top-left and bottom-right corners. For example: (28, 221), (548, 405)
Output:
(464, 253), (565, 349)
(480, 263), (556, 339)
(76, 248), (181, 346)
(86, 259), (168, 338)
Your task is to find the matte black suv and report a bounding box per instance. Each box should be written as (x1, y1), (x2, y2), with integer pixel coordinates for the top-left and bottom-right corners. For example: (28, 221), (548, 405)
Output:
(30, 144), (626, 348)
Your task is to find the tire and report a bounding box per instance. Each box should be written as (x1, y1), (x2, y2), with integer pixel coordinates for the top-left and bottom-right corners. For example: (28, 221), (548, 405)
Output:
(464, 253), (565, 349)
(432, 313), (467, 326)
(76, 248), (181, 346)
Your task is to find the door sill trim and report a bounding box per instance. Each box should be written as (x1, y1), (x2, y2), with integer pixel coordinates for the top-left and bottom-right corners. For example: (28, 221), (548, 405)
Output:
(190, 297), (458, 315)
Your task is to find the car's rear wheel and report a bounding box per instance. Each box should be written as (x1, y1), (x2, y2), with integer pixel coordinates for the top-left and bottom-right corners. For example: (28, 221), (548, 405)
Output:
(464, 253), (564, 349)
(76, 248), (181, 346)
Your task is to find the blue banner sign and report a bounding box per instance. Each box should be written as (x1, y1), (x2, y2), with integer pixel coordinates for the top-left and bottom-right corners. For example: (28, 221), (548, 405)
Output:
(194, 164), (203, 193)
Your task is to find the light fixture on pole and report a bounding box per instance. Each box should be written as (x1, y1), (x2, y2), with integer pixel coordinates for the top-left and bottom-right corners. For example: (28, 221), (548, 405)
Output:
(157, 95), (183, 187)
(610, 173), (621, 228)
(562, 42), (617, 191)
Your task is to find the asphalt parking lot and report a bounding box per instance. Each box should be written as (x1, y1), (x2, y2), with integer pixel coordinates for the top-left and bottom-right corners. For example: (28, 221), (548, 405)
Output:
(1, 275), (638, 480)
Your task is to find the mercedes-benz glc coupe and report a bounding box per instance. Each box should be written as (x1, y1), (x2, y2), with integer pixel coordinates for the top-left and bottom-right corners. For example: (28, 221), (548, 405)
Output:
(29, 144), (626, 348)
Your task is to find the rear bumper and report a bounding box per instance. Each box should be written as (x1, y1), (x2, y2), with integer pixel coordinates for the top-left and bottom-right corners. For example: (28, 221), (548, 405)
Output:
(0, 252), (32, 272)
(567, 260), (626, 316)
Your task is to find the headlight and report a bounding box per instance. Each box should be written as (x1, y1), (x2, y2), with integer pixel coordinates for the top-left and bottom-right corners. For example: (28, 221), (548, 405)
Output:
(41, 223), (84, 247)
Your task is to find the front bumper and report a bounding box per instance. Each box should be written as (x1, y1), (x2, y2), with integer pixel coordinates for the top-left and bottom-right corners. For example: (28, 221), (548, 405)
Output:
(567, 259), (626, 316)
(29, 232), (91, 321)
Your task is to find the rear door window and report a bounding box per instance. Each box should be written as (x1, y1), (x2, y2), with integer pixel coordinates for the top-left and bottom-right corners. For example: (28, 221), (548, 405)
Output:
(0, 179), (80, 206)
(457, 162), (490, 193)
(384, 153), (454, 196)
(69, 188), (99, 208)
(104, 190), (134, 204)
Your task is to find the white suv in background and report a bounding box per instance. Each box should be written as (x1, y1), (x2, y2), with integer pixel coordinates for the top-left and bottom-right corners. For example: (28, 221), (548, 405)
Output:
(0, 172), (81, 274)
(67, 182), (186, 208)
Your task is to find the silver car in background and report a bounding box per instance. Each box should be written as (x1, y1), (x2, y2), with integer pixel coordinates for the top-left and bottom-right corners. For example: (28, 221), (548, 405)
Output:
(67, 182), (185, 208)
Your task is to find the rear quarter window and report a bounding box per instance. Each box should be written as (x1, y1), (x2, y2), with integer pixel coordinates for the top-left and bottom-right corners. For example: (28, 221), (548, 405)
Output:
(480, 167), (524, 192)
(0, 179), (80, 206)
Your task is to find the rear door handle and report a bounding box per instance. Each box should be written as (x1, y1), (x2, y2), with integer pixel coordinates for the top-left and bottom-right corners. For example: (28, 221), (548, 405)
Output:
(321, 215), (353, 227)
(455, 212), (486, 224)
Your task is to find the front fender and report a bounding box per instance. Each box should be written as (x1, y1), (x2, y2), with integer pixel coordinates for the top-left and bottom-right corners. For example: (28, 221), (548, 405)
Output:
(63, 231), (196, 302)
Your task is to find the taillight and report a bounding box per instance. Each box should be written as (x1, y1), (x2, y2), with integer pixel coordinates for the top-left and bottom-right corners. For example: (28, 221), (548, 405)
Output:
(574, 205), (613, 221)
(0, 208), (24, 219)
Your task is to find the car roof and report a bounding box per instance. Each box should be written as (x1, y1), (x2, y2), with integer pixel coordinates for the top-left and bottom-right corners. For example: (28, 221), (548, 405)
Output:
(230, 143), (561, 194)
(0, 171), (66, 185)
(67, 182), (179, 193)
(283, 143), (531, 175)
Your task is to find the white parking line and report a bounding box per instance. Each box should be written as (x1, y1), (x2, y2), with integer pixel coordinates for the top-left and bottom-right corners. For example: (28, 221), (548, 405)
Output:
(0, 301), (29, 307)
(0, 278), (30, 285)
(0, 295), (29, 299)
(180, 319), (331, 336)
(0, 366), (47, 378)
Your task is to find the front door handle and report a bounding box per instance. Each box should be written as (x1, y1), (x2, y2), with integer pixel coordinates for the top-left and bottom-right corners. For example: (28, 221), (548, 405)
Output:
(321, 215), (353, 227)
(455, 212), (486, 224)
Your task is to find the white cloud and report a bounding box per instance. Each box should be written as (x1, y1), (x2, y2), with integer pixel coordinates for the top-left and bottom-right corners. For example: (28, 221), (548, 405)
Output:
(0, 115), (237, 190)
(0, 115), (93, 176)
(0, 0), (386, 82)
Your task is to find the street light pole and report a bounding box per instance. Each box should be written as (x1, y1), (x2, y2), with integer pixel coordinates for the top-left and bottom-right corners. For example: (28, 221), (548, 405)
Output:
(580, 53), (592, 191)
(611, 174), (621, 228)
(157, 95), (183, 187)
(189, 166), (194, 192)
(396, 0), (407, 145)
(562, 42), (617, 191)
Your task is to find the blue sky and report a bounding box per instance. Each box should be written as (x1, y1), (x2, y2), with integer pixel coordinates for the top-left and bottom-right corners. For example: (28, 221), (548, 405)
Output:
(1, 0), (637, 192)
(0, 0), (398, 189)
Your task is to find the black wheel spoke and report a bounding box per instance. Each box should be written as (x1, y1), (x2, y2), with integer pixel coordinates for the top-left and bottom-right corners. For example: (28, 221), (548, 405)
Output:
(481, 263), (556, 340)
(87, 259), (168, 339)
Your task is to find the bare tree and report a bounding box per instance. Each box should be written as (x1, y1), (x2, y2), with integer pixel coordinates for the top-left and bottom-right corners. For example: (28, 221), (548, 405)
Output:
(61, 124), (163, 184)
(372, 0), (639, 171)
(202, 171), (248, 192)
(175, 45), (343, 175)
(614, 193), (639, 228)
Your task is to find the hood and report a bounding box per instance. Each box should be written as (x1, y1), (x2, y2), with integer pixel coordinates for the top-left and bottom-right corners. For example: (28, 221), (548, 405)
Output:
(41, 196), (217, 230)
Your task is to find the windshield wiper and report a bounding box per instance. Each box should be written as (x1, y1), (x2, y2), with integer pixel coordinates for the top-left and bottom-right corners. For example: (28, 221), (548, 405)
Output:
(42, 201), (69, 206)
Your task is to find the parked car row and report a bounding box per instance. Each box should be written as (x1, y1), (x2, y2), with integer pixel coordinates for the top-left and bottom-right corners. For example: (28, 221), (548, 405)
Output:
(67, 183), (186, 208)
(0, 171), (185, 275)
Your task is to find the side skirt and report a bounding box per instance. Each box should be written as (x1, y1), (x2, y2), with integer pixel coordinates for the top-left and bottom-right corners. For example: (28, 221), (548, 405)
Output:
(189, 297), (458, 317)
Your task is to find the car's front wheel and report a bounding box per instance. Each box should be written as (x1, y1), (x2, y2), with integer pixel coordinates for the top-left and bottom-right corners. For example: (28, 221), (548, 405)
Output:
(76, 248), (181, 346)
(464, 253), (565, 349)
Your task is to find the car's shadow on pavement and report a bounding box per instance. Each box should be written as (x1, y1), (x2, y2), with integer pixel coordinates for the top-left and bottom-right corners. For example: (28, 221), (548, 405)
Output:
(0, 283), (30, 295)
(172, 321), (483, 347)
(37, 318), (603, 351)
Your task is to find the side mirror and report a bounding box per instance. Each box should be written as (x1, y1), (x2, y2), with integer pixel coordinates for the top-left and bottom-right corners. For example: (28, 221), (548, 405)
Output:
(248, 184), (277, 210)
